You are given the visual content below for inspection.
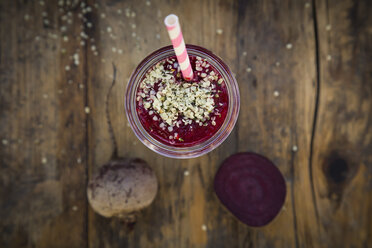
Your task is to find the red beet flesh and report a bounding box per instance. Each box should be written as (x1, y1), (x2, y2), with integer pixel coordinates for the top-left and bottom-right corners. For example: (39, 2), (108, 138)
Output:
(214, 152), (286, 227)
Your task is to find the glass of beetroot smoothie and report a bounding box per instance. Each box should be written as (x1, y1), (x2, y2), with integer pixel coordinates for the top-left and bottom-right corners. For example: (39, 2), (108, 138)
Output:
(125, 45), (239, 158)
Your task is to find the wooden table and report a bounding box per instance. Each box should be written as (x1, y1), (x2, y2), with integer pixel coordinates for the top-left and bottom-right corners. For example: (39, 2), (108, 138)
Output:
(1, 0), (371, 247)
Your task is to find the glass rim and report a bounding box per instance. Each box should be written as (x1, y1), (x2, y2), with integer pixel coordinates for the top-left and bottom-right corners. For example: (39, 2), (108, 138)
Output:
(125, 44), (240, 159)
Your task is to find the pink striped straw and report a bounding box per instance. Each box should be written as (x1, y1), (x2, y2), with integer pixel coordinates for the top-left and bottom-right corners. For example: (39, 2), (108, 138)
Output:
(164, 14), (194, 81)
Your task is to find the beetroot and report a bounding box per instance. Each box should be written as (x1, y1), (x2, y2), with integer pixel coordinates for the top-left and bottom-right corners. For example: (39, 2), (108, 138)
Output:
(87, 158), (158, 219)
(214, 152), (286, 227)
(86, 65), (158, 222)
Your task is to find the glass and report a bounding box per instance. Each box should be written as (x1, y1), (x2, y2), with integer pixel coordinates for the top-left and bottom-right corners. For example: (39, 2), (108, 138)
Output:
(125, 45), (240, 158)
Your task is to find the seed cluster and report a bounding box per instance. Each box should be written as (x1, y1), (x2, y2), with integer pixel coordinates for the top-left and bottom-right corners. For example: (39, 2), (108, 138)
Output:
(137, 57), (223, 131)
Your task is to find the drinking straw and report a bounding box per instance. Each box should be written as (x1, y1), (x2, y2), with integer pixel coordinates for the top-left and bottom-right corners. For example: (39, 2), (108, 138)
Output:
(164, 14), (194, 81)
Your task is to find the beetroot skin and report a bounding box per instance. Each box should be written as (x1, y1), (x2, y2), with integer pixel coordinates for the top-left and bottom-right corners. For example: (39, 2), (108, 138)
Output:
(214, 152), (286, 227)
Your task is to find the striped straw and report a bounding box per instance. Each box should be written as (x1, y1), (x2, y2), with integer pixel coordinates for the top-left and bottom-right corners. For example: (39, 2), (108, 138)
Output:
(164, 14), (194, 81)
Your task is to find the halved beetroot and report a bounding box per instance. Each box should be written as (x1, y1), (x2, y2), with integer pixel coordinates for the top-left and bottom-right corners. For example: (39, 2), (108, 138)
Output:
(214, 152), (286, 227)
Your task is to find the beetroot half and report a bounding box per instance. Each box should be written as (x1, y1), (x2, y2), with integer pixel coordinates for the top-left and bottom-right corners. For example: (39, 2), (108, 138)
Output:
(214, 152), (286, 227)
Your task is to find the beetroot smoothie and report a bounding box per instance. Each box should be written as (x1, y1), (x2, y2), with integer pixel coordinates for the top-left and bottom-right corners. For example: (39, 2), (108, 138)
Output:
(135, 55), (229, 147)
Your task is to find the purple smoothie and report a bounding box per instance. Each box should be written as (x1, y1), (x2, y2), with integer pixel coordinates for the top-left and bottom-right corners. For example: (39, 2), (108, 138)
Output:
(136, 55), (228, 147)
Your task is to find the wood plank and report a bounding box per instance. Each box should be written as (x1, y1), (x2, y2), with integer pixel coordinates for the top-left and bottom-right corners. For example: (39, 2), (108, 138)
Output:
(235, 0), (321, 247)
(0, 1), (87, 247)
(312, 0), (372, 247)
(86, 0), (243, 247)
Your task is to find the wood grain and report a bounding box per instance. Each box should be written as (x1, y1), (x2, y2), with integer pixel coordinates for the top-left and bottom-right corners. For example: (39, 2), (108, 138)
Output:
(0, 0), (371, 247)
(235, 0), (320, 247)
(0, 1), (87, 247)
(312, 0), (372, 247)
(86, 1), (242, 247)
(85, 0), (320, 247)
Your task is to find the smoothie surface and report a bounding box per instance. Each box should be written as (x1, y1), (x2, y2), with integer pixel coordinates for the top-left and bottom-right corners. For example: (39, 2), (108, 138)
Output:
(136, 55), (228, 147)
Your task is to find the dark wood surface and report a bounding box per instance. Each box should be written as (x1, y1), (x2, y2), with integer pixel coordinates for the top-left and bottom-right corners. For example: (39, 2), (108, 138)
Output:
(0, 0), (371, 247)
